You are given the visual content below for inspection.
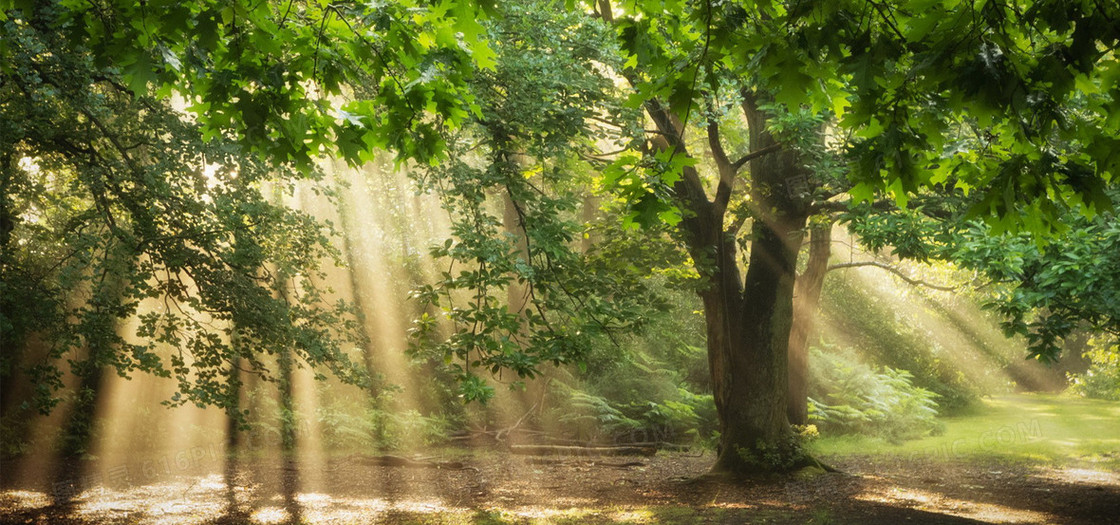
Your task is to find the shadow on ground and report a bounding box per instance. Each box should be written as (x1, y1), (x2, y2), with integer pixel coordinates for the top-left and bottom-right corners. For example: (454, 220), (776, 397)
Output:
(1, 453), (1117, 524)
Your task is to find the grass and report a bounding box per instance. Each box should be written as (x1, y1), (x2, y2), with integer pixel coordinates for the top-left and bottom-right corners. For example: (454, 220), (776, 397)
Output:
(808, 393), (1120, 469)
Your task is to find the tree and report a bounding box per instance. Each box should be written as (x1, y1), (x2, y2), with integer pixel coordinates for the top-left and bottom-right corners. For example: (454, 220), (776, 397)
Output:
(1, 4), (366, 430)
(406, 1), (656, 402)
(590, 0), (1119, 474)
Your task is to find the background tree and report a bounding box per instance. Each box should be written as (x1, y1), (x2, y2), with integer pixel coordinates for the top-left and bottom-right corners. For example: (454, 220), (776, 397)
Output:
(407, 1), (655, 401)
(1, 4), (366, 434)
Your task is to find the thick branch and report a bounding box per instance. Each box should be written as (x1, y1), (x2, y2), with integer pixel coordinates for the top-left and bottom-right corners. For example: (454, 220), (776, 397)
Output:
(644, 100), (711, 215)
(809, 198), (896, 215)
(827, 261), (956, 291)
(729, 142), (782, 172)
(709, 119), (736, 217)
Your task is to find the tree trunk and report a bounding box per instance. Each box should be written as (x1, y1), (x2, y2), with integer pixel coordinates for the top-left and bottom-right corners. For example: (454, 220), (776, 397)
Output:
(695, 97), (812, 475)
(638, 85), (813, 475)
(503, 191), (529, 314)
(703, 224), (807, 474)
(788, 223), (832, 425)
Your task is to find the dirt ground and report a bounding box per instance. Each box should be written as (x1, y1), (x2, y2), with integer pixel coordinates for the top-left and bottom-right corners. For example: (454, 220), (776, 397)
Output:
(1, 451), (1118, 524)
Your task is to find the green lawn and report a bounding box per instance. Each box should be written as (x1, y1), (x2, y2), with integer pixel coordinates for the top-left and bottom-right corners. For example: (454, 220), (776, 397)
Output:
(809, 393), (1120, 469)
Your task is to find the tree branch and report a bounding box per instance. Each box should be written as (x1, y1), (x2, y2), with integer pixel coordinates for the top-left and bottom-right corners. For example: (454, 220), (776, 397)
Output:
(827, 261), (956, 291)
(729, 142), (782, 172)
(709, 118), (736, 216)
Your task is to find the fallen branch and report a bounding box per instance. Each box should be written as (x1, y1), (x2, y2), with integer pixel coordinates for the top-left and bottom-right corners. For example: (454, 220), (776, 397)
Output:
(349, 455), (468, 470)
(526, 457), (646, 468)
(541, 437), (691, 452)
(510, 444), (656, 457)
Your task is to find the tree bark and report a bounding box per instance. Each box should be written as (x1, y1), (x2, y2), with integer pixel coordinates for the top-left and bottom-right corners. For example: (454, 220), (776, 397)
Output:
(788, 223), (832, 425)
(707, 98), (810, 474)
(646, 94), (812, 475)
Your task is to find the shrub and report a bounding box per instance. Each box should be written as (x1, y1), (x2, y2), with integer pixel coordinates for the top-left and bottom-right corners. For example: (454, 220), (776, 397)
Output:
(1069, 338), (1120, 401)
(547, 380), (717, 446)
(808, 346), (943, 443)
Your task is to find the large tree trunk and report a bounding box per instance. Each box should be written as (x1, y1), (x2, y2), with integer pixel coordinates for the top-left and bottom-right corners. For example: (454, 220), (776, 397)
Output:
(638, 87), (813, 475)
(695, 97), (811, 475)
(788, 223), (832, 425)
(704, 220), (807, 474)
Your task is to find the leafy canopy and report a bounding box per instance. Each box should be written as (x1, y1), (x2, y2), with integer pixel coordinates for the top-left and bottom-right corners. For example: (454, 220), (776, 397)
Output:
(609, 0), (1118, 231)
(1, 4), (366, 414)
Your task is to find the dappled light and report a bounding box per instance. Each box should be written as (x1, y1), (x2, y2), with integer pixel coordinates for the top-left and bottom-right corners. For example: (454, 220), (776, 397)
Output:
(854, 486), (1045, 524)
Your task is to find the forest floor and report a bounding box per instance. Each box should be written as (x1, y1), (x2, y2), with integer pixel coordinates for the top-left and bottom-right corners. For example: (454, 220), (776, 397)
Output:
(1, 394), (1118, 524)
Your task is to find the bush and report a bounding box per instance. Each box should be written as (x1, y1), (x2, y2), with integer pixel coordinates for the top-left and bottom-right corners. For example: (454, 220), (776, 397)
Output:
(808, 346), (943, 443)
(1069, 338), (1120, 401)
(547, 380), (717, 446)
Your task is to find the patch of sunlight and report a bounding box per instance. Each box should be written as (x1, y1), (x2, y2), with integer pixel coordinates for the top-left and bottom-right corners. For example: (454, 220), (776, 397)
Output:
(389, 499), (454, 514)
(0, 490), (51, 509)
(856, 487), (1048, 524)
(611, 508), (655, 521)
(145, 498), (225, 525)
(1037, 467), (1120, 486)
(250, 506), (290, 524)
(194, 473), (227, 491)
(301, 497), (387, 523)
(504, 503), (600, 519)
(294, 492), (332, 504)
(549, 496), (598, 506)
(504, 505), (574, 519)
(72, 479), (227, 525)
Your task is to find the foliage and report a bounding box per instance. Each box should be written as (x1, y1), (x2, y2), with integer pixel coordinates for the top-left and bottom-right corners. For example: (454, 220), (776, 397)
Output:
(819, 271), (976, 408)
(1069, 337), (1120, 401)
(315, 403), (457, 451)
(541, 286), (718, 447)
(406, 2), (654, 401)
(1, 5), (366, 415)
(1, 0), (492, 166)
(808, 346), (943, 444)
(6, 0), (1120, 476)
(847, 185), (1119, 364)
(954, 212), (1120, 362)
(611, 0), (1119, 231)
(547, 379), (716, 447)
